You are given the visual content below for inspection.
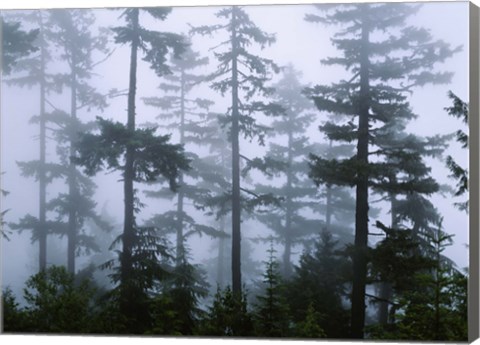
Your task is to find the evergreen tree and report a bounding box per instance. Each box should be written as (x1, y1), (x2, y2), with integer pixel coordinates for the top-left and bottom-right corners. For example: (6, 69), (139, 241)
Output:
(1, 15), (38, 74)
(305, 3), (459, 337)
(252, 244), (290, 337)
(198, 285), (253, 336)
(252, 65), (322, 277)
(191, 5), (283, 298)
(74, 7), (189, 331)
(286, 230), (350, 338)
(44, 9), (111, 274)
(444, 91), (468, 211)
(7, 10), (67, 272)
(142, 44), (226, 265)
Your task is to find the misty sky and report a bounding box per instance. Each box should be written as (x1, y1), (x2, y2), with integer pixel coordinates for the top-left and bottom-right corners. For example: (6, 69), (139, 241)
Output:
(1, 1), (470, 300)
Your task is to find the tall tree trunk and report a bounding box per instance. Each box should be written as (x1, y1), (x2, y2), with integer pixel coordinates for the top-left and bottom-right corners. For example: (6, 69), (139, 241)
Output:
(67, 53), (78, 275)
(121, 8), (139, 314)
(283, 126), (293, 278)
(350, 7), (370, 339)
(176, 69), (186, 266)
(38, 14), (47, 272)
(378, 194), (396, 324)
(230, 6), (242, 297)
(217, 216), (226, 287)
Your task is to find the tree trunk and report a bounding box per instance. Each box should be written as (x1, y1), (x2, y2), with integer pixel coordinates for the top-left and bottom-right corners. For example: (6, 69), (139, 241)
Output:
(378, 194), (396, 324)
(38, 13), (47, 272)
(176, 69), (186, 266)
(350, 7), (370, 339)
(67, 53), (78, 275)
(283, 126), (293, 278)
(121, 8), (139, 314)
(217, 216), (226, 287)
(230, 6), (242, 297)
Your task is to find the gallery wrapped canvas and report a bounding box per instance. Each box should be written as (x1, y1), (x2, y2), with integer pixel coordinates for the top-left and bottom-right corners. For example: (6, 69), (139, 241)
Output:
(0, 0), (477, 342)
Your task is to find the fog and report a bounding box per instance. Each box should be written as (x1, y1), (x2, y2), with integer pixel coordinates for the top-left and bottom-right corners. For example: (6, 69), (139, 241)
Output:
(0, 1), (470, 337)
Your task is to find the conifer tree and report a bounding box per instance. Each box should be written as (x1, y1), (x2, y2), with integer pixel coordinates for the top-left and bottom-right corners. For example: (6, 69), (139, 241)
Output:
(252, 65), (321, 277)
(444, 91), (468, 211)
(43, 9), (111, 274)
(191, 6), (283, 297)
(253, 244), (290, 337)
(142, 44), (226, 265)
(1, 15), (38, 75)
(74, 7), (189, 331)
(7, 10), (67, 272)
(305, 3), (459, 337)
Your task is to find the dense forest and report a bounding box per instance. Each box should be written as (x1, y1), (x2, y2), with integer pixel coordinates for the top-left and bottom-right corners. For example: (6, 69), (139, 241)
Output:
(0, 3), (470, 340)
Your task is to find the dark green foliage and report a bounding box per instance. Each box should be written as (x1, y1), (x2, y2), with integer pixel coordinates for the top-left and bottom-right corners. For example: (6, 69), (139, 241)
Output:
(252, 245), (290, 337)
(198, 285), (253, 336)
(305, 3), (459, 337)
(1, 17), (38, 75)
(75, 117), (190, 188)
(368, 227), (467, 341)
(445, 91), (468, 211)
(2, 288), (28, 332)
(286, 231), (350, 338)
(21, 266), (96, 333)
(191, 5), (283, 296)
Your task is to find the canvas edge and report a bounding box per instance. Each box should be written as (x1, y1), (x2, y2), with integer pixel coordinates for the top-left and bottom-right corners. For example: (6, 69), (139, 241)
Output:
(469, 1), (480, 343)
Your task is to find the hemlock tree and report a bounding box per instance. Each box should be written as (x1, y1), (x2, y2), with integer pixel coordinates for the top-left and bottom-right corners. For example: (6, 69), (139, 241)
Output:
(74, 7), (189, 330)
(444, 91), (468, 212)
(45, 9), (111, 274)
(252, 65), (323, 277)
(7, 10), (67, 272)
(1, 15), (38, 74)
(305, 3), (459, 338)
(191, 5), (283, 298)
(142, 44), (226, 265)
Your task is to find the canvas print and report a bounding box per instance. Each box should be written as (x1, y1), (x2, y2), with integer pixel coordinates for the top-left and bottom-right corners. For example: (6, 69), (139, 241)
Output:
(0, 1), (472, 341)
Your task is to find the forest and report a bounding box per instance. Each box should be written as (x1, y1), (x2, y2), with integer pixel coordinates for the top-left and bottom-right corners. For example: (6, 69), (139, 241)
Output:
(0, 2), (470, 341)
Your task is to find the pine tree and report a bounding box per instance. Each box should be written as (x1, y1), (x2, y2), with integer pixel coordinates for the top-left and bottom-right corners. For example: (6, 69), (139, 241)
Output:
(43, 9), (111, 275)
(1, 15), (38, 74)
(444, 91), (468, 211)
(74, 7), (189, 331)
(252, 244), (290, 337)
(6, 10), (67, 272)
(286, 230), (350, 338)
(191, 5), (283, 298)
(252, 65), (322, 277)
(305, 3), (459, 337)
(142, 44), (226, 265)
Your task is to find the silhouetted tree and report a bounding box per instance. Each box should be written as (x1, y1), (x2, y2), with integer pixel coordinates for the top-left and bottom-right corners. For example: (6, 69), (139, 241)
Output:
(191, 5), (283, 297)
(305, 3), (459, 337)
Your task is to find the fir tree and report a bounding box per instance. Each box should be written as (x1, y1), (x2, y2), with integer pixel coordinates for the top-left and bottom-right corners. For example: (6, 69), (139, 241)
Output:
(252, 244), (290, 337)
(1, 15), (38, 74)
(142, 44), (226, 265)
(7, 10), (68, 272)
(444, 91), (468, 212)
(191, 5), (283, 298)
(305, 3), (459, 337)
(74, 7), (189, 331)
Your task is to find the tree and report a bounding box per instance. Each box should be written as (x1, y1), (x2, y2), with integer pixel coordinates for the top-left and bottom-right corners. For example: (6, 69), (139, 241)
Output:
(286, 230), (350, 338)
(305, 3), (459, 337)
(143, 44), (226, 265)
(43, 9), (111, 274)
(1, 15), (38, 74)
(252, 65), (323, 277)
(191, 5), (283, 298)
(74, 7), (189, 330)
(7, 10), (66, 272)
(252, 244), (290, 337)
(444, 91), (468, 212)
(22, 265), (96, 333)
